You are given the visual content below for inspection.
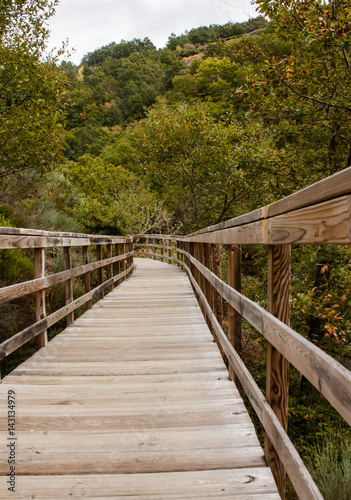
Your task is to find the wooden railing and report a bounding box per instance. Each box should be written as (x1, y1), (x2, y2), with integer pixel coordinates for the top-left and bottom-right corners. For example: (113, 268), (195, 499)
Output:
(133, 166), (351, 500)
(1, 167), (351, 499)
(0, 228), (134, 362)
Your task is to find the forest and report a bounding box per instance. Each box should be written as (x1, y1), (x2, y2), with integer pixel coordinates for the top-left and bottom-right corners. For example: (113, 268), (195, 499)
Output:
(1, 1), (351, 498)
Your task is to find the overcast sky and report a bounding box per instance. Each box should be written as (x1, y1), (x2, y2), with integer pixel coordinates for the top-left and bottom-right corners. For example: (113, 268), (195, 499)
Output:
(47, 0), (259, 64)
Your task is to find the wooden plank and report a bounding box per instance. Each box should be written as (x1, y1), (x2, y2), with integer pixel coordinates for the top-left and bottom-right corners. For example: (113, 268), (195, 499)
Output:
(83, 246), (92, 309)
(265, 245), (291, 498)
(0, 252), (132, 304)
(186, 166), (351, 237)
(227, 245), (242, 382)
(180, 248), (351, 426)
(63, 247), (74, 326)
(0, 469), (280, 498)
(181, 194), (351, 245)
(0, 234), (132, 250)
(34, 248), (47, 348)
(0, 265), (135, 360)
(183, 260), (323, 500)
(212, 244), (223, 327)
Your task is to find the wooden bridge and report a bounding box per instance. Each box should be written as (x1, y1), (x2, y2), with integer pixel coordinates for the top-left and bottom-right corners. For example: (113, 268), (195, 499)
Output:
(1, 168), (351, 499)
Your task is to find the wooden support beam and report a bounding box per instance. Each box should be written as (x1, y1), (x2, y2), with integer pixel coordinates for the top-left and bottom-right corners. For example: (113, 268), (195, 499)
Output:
(265, 245), (291, 499)
(63, 247), (74, 326)
(34, 248), (47, 348)
(83, 246), (92, 310)
(203, 243), (211, 311)
(160, 239), (164, 262)
(211, 244), (223, 327)
(96, 245), (104, 299)
(107, 244), (113, 293)
(228, 245), (242, 383)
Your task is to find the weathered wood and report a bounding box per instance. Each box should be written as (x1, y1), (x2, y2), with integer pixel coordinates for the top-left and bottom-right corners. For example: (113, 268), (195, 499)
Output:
(34, 248), (47, 348)
(178, 248), (351, 427)
(227, 245), (242, 382)
(83, 246), (92, 310)
(0, 469), (280, 498)
(107, 244), (113, 293)
(63, 247), (74, 326)
(182, 258), (323, 500)
(0, 252), (132, 304)
(0, 233), (132, 250)
(187, 166), (351, 237)
(0, 264), (135, 360)
(0, 258), (278, 498)
(96, 245), (104, 299)
(212, 244), (223, 327)
(265, 245), (291, 498)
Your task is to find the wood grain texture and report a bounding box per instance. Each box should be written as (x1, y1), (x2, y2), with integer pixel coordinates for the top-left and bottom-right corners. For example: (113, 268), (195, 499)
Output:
(227, 245), (242, 383)
(0, 252), (132, 304)
(34, 248), (47, 349)
(64, 247), (74, 326)
(0, 258), (278, 499)
(174, 247), (351, 427)
(0, 264), (135, 360)
(180, 257), (323, 500)
(265, 245), (291, 498)
(83, 246), (92, 309)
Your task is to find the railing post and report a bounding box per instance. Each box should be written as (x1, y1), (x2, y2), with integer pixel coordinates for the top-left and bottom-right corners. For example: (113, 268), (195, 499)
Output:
(107, 244), (113, 293)
(265, 244), (291, 498)
(122, 243), (126, 274)
(212, 244), (223, 327)
(153, 238), (156, 260)
(114, 244), (120, 287)
(34, 248), (47, 348)
(96, 245), (104, 299)
(168, 239), (172, 261)
(83, 246), (92, 309)
(160, 238), (164, 262)
(203, 243), (211, 308)
(63, 246), (74, 326)
(145, 237), (149, 258)
(228, 245), (242, 382)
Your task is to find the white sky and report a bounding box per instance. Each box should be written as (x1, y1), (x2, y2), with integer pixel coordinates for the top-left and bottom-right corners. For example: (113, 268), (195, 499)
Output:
(47, 0), (259, 64)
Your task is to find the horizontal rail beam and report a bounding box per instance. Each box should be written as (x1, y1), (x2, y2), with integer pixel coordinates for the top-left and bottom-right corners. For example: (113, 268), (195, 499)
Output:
(0, 263), (135, 360)
(0, 232), (132, 250)
(0, 252), (133, 304)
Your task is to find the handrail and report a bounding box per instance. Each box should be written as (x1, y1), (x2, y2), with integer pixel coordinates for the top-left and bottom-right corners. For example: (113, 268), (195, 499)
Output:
(2, 167), (351, 499)
(0, 230), (134, 361)
(133, 166), (351, 500)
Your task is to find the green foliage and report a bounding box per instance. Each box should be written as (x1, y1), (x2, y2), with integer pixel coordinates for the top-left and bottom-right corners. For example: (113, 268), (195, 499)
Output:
(307, 432), (351, 500)
(0, 0), (67, 183)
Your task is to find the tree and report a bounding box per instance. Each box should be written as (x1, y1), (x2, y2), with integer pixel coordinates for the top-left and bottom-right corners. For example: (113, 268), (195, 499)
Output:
(244, 1), (351, 176)
(0, 0), (67, 183)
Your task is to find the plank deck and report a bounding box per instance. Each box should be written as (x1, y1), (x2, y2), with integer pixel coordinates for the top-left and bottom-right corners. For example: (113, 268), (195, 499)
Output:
(0, 258), (279, 499)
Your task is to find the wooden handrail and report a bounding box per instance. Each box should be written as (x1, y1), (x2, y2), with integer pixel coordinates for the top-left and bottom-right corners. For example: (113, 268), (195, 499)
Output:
(133, 168), (351, 499)
(0, 231), (134, 362)
(2, 168), (351, 498)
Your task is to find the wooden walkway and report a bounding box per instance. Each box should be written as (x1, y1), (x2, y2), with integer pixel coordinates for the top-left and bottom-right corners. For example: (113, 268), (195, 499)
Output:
(0, 258), (279, 499)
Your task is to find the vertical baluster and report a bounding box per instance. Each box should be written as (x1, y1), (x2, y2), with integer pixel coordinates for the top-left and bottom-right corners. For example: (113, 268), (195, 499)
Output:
(83, 246), (92, 309)
(115, 244), (120, 287)
(64, 247), (74, 326)
(160, 238), (164, 262)
(96, 245), (104, 299)
(35, 248), (47, 348)
(228, 245), (242, 382)
(265, 244), (291, 499)
(212, 244), (223, 327)
(107, 243), (113, 293)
